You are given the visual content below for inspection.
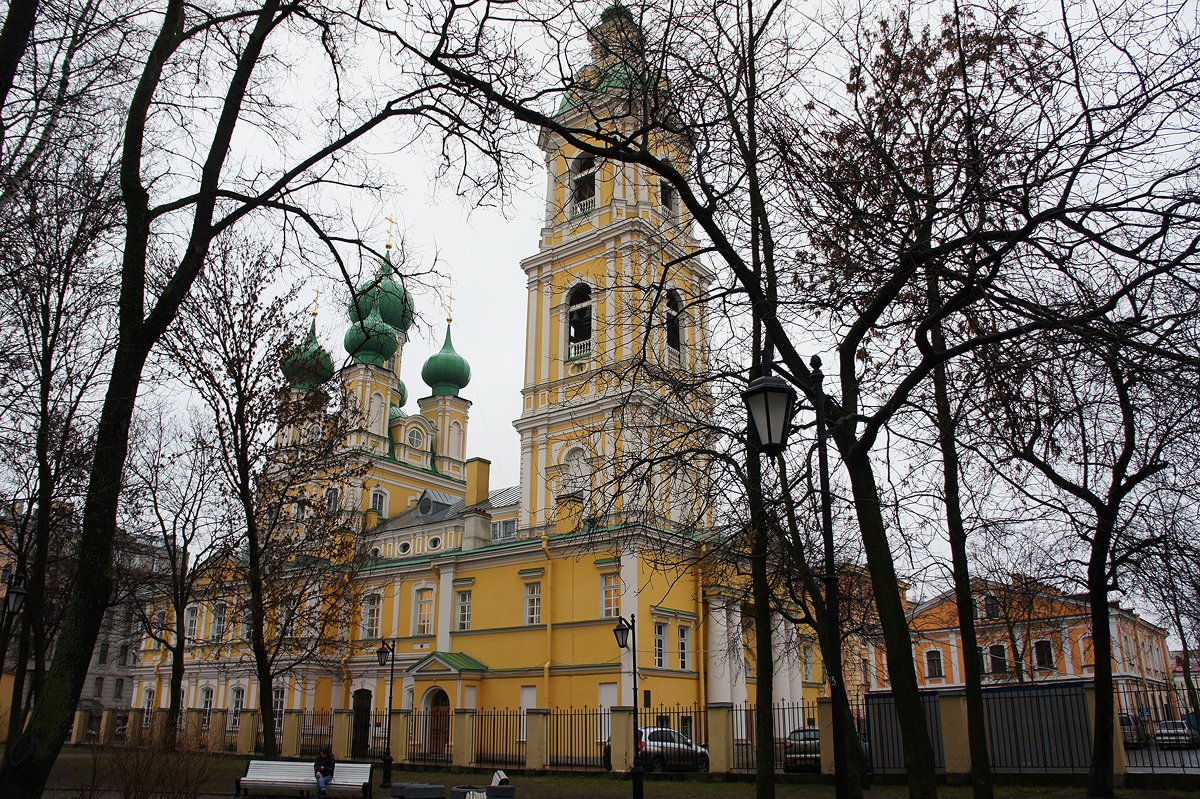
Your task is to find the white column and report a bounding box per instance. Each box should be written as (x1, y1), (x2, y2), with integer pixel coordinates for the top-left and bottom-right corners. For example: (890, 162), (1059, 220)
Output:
(704, 597), (733, 705)
(436, 564), (455, 651)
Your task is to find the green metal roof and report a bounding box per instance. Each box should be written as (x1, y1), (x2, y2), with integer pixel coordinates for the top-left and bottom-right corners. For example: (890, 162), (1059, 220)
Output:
(409, 651), (488, 673)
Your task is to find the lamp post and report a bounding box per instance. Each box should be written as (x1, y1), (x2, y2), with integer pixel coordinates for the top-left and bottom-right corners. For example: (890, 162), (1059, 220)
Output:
(743, 355), (848, 799)
(376, 639), (396, 787)
(612, 615), (643, 799)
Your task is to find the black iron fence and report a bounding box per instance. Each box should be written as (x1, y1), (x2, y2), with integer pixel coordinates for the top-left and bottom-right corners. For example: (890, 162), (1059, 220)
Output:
(224, 709), (245, 752)
(408, 708), (452, 763)
(731, 701), (820, 772)
(300, 710), (334, 756)
(635, 703), (708, 771)
(547, 706), (606, 770)
(1118, 682), (1200, 774)
(474, 708), (525, 768)
(255, 715), (283, 755)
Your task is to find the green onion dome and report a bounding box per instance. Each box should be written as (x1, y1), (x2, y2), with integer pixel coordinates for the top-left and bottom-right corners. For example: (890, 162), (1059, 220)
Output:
(421, 324), (471, 397)
(343, 304), (398, 366)
(395, 378), (408, 408)
(281, 318), (334, 391)
(347, 251), (416, 333)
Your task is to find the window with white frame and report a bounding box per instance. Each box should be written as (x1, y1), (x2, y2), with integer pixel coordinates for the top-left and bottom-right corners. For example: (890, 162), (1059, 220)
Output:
(601, 573), (620, 619)
(231, 687), (245, 728)
(201, 687), (214, 728)
(566, 285), (593, 359)
(491, 519), (517, 540)
(407, 428), (424, 450)
(325, 487), (340, 512)
(925, 649), (944, 679)
(415, 588), (434, 635)
(1081, 635), (1093, 667)
(457, 590), (472, 631)
(371, 490), (387, 515)
(678, 626), (691, 671)
(988, 644), (1008, 674)
(362, 594), (381, 639)
(185, 605), (198, 645)
(983, 595), (1001, 619)
(803, 643), (814, 681)
(272, 687), (285, 731)
(570, 154), (597, 214)
(143, 689), (155, 721)
(525, 582), (542, 625)
(212, 602), (227, 641)
(654, 622), (667, 668)
(240, 606), (252, 641)
(1034, 639), (1055, 670)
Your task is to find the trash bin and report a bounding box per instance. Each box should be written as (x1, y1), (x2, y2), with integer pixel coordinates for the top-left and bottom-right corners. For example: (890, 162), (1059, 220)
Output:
(450, 787), (489, 799)
(392, 783), (447, 798)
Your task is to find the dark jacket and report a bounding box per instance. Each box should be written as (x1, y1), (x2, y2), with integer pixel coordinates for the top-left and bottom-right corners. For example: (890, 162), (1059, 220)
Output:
(315, 752), (336, 777)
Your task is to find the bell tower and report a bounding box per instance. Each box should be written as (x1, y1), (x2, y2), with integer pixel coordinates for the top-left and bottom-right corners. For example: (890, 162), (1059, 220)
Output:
(513, 5), (713, 533)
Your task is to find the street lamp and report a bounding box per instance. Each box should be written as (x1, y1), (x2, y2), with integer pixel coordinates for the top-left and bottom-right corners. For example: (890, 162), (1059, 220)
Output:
(612, 614), (643, 799)
(743, 355), (848, 799)
(376, 639), (396, 787)
(3, 572), (28, 620)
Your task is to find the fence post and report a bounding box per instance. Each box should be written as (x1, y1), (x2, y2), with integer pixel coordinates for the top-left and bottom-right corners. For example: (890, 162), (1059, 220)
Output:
(610, 706), (635, 772)
(938, 691), (970, 779)
(208, 709), (228, 751)
(817, 698), (833, 776)
(127, 709), (145, 746)
(333, 709), (354, 760)
(237, 711), (257, 755)
(706, 703), (734, 774)
(525, 708), (549, 771)
(98, 710), (117, 746)
(69, 710), (89, 744)
(282, 709), (303, 757)
(1084, 685), (1127, 779)
(185, 709), (204, 747)
(393, 709), (411, 763)
(453, 708), (477, 767)
(151, 709), (168, 744)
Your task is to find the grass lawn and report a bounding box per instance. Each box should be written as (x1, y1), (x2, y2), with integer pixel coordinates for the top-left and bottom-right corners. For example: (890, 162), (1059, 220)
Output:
(43, 748), (1200, 798)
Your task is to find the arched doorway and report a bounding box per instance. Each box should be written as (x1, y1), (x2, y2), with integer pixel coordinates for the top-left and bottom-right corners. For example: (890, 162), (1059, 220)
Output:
(351, 689), (372, 759)
(421, 687), (451, 759)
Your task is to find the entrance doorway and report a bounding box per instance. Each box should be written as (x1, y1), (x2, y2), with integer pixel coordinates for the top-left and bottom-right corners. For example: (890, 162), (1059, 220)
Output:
(422, 687), (451, 758)
(351, 689), (372, 759)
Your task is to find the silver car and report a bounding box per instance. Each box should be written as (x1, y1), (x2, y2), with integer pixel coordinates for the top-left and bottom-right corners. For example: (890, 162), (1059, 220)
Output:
(638, 727), (709, 772)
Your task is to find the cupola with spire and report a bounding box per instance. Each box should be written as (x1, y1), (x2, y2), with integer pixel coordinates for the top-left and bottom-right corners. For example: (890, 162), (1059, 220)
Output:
(422, 322), (471, 397)
(281, 314), (334, 391)
(348, 250), (416, 334)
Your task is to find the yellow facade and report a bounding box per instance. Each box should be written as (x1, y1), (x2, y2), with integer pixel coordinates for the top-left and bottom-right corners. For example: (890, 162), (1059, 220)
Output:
(130, 10), (821, 731)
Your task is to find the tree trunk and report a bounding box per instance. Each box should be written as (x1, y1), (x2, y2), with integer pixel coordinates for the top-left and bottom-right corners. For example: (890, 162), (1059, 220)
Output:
(1086, 517), (1116, 798)
(841, 446), (938, 799)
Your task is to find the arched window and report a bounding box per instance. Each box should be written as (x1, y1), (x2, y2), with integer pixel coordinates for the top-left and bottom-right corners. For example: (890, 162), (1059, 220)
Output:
(230, 687), (245, 729)
(567, 284), (593, 359)
(370, 490), (387, 516)
(659, 177), (677, 217)
(370, 392), (386, 435)
(324, 488), (340, 512)
(449, 421), (463, 459)
(414, 587), (435, 635)
(570, 154), (597, 214)
(665, 290), (683, 363)
(361, 593), (381, 639)
(562, 447), (589, 496)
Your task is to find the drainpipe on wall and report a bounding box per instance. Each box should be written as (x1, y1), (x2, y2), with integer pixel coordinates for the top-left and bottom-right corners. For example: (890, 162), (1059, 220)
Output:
(696, 545), (707, 712)
(542, 534), (553, 705)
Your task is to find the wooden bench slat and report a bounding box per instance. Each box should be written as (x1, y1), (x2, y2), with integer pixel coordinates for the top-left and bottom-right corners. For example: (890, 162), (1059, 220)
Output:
(238, 759), (372, 798)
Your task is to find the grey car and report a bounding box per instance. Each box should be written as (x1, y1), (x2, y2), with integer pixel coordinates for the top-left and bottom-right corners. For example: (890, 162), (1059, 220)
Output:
(603, 727), (709, 772)
(783, 727), (821, 772)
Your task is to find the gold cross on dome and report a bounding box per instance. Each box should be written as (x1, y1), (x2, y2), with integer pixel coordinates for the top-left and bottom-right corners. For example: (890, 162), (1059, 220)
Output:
(385, 214), (397, 249)
(447, 292), (455, 323)
(311, 287), (321, 317)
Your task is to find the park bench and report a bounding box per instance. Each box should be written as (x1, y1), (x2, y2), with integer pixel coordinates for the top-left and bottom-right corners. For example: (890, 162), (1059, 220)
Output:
(236, 759), (373, 798)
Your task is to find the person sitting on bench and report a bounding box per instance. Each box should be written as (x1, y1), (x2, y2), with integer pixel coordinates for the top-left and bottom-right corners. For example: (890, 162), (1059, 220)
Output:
(314, 746), (336, 797)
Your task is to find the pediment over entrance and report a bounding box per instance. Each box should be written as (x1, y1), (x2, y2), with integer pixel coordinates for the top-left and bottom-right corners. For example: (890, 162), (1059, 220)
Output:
(407, 651), (488, 676)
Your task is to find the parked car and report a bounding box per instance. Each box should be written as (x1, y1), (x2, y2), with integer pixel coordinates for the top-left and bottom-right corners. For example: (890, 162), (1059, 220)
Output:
(1119, 713), (1150, 748)
(602, 728), (709, 772)
(1154, 720), (1200, 749)
(783, 727), (821, 772)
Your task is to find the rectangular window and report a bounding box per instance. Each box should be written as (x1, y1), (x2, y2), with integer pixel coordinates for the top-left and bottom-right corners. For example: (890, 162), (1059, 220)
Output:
(415, 589), (434, 636)
(989, 644), (1008, 674)
(653, 622), (667, 668)
(803, 644), (814, 681)
(525, 583), (541, 625)
(601, 574), (620, 619)
(240, 607), (252, 641)
(113, 678), (124, 700)
(212, 603), (227, 640)
(94, 677), (104, 697)
(457, 591), (472, 631)
(97, 641), (109, 665)
(273, 687), (285, 731)
(678, 626), (691, 671)
(925, 650), (944, 679)
(983, 595), (1001, 620)
(118, 644), (129, 666)
(491, 519), (517, 540)
(185, 606), (198, 645)
(362, 594), (381, 639)
(1034, 639), (1055, 670)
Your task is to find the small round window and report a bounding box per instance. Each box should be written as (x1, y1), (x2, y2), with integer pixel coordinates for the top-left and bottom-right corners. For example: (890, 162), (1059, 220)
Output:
(398, 541), (411, 555)
(408, 429), (424, 449)
(428, 536), (441, 550)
